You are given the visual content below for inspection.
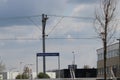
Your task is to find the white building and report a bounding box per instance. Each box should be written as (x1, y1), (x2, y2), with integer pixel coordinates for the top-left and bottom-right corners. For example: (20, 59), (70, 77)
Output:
(97, 42), (120, 79)
(0, 71), (56, 79)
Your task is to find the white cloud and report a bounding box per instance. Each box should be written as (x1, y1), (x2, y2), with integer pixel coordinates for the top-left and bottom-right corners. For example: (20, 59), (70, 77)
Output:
(71, 3), (96, 17)
(48, 18), (91, 36)
(73, 5), (86, 15)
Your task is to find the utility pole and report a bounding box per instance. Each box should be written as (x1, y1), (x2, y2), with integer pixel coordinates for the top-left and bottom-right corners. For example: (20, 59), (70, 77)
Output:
(42, 14), (48, 74)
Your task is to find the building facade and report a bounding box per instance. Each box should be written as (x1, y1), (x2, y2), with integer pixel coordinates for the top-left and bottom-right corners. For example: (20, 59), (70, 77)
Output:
(97, 43), (120, 79)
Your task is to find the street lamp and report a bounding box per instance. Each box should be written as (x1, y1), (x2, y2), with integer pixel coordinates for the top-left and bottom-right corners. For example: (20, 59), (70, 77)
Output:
(101, 32), (107, 80)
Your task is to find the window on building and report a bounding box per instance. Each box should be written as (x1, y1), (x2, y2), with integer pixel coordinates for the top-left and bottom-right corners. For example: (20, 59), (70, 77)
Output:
(115, 49), (119, 57)
(111, 50), (114, 57)
(101, 68), (104, 75)
(101, 53), (103, 60)
(99, 68), (102, 75)
(98, 53), (104, 60)
(107, 52), (110, 58)
(98, 69), (100, 75)
(98, 54), (100, 60)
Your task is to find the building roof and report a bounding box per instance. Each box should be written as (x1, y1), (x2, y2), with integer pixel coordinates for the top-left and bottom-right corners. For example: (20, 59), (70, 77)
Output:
(97, 42), (119, 54)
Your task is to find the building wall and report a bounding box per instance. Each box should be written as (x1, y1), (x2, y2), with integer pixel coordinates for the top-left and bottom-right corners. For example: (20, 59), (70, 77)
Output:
(0, 72), (7, 79)
(56, 69), (97, 78)
(97, 43), (120, 78)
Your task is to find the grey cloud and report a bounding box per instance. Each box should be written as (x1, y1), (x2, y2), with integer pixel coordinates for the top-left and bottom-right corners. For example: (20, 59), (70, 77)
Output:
(0, 0), (66, 26)
(0, 0), (65, 17)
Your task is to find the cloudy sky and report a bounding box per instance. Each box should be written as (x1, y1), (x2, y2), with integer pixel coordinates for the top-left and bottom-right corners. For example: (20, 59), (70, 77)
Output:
(0, 0), (120, 73)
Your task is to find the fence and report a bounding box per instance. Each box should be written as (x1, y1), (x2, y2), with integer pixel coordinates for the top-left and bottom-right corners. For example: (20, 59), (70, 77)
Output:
(3, 78), (97, 80)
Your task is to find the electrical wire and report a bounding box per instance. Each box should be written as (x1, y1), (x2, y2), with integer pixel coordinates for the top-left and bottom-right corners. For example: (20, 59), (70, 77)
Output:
(27, 17), (42, 32)
(48, 14), (95, 20)
(0, 15), (42, 20)
(0, 37), (100, 40)
(0, 14), (119, 41)
(46, 37), (99, 40)
(47, 17), (64, 36)
(0, 36), (119, 40)
(0, 14), (119, 21)
(0, 14), (95, 20)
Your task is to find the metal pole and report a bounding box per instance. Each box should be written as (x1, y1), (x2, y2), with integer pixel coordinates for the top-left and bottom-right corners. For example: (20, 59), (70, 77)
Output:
(36, 54), (38, 78)
(58, 55), (60, 78)
(42, 14), (48, 74)
(42, 14), (45, 74)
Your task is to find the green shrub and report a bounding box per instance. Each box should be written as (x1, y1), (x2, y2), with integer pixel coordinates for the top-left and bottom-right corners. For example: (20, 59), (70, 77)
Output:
(37, 72), (50, 78)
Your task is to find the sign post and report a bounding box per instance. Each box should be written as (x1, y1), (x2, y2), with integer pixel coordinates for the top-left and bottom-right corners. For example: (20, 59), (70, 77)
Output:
(36, 53), (60, 78)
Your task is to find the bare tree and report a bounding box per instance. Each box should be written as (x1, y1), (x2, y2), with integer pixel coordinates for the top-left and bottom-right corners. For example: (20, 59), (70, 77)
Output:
(95, 0), (118, 42)
(94, 0), (118, 80)
(83, 65), (90, 69)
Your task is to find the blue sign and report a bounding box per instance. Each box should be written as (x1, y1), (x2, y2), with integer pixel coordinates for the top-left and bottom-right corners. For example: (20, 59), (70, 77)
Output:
(37, 53), (59, 57)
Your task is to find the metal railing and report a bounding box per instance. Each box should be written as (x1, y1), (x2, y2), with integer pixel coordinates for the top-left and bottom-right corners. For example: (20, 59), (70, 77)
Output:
(3, 78), (97, 80)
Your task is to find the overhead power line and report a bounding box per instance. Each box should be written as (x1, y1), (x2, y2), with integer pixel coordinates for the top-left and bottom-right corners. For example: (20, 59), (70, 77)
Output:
(0, 37), (100, 40)
(27, 17), (42, 32)
(46, 37), (99, 40)
(0, 15), (42, 20)
(0, 14), (95, 20)
(47, 17), (64, 35)
(48, 14), (95, 20)
(0, 14), (120, 21)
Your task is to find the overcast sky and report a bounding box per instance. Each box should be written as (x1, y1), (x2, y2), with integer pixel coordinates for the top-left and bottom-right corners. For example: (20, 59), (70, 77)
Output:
(0, 0), (120, 73)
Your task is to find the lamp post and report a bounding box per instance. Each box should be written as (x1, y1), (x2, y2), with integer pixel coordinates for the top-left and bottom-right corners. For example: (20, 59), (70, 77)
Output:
(101, 32), (107, 80)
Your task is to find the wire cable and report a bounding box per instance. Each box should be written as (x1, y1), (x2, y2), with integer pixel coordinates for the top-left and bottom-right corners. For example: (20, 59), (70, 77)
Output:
(47, 17), (64, 36)
(27, 17), (42, 32)
(0, 14), (120, 21)
(0, 14), (95, 20)
(0, 37), (100, 40)
(0, 36), (119, 40)
(46, 37), (99, 40)
(48, 14), (95, 20)
(0, 15), (42, 20)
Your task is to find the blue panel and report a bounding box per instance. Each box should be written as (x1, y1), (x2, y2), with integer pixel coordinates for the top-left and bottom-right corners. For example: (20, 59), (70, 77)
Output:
(37, 53), (59, 57)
